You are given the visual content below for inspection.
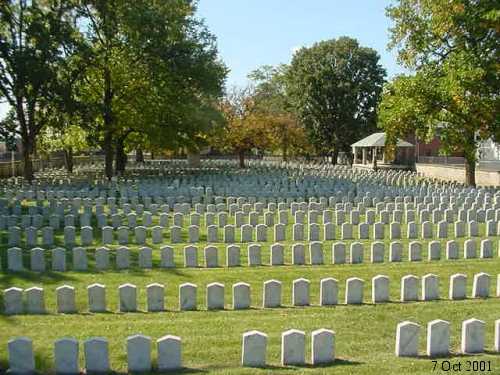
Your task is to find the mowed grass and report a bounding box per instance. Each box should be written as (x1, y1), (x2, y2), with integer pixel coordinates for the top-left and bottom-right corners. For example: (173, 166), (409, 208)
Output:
(0, 212), (499, 373)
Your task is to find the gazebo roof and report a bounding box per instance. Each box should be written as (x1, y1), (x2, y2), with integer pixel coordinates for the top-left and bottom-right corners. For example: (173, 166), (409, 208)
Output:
(351, 132), (414, 148)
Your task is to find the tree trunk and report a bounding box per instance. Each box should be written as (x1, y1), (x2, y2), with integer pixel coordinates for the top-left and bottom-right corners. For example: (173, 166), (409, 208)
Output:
(465, 156), (476, 187)
(238, 151), (245, 168)
(22, 140), (34, 182)
(64, 147), (74, 173)
(150, 151), (155, 160)
(115, 139), (127, 176)
(136, 148), (144, 163)
(103, 66), (114, 179)
(331, 149), (339, 165)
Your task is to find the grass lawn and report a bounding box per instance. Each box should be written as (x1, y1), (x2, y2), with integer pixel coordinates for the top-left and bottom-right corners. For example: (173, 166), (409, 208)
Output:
(0, 213), (499, 373)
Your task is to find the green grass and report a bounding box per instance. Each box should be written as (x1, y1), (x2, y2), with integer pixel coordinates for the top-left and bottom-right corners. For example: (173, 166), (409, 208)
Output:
(1, 211), (499, 374)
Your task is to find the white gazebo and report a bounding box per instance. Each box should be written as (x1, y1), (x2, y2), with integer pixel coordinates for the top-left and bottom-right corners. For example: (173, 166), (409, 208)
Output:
(351, 132), (414, 169)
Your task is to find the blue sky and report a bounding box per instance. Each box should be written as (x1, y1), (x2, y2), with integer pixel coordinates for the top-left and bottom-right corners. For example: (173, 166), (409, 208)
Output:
(0, 1), (404, 118)
(197, 0), (406, 87)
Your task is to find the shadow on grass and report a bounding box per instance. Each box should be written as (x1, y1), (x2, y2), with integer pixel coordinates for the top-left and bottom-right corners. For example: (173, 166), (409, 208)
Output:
(0, 270), (77, 290)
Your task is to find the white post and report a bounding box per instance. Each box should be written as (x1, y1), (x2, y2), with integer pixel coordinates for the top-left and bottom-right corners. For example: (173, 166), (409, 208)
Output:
(11, 150), (15, 177)
(362, 148), (367, 165)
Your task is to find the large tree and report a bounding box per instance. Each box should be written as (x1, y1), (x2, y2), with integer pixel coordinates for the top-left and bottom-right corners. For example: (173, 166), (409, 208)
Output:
(76, 0), (226, 178)
(250, 65), (310, 161)
(0, 0), (82, 181)
(286, 37), (386, 164)
(382, 0), (500, 186)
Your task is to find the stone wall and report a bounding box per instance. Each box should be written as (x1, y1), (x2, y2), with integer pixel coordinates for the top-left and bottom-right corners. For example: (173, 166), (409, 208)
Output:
(416, 163), (500, 187)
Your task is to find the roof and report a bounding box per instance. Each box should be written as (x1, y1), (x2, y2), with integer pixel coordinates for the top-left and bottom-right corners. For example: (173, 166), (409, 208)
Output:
(351, 132), (414, 148)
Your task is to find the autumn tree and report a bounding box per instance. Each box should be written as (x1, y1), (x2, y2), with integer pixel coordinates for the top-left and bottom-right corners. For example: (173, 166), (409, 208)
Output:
(250, 65), (310, 161)
(381, 0), (500, 186)
(286, 37), (386, 164)
(212, 86), (272, 168)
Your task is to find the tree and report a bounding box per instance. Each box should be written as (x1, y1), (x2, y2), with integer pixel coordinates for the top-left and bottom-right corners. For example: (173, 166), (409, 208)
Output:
(38, 124), (89, 173)
(211, 86), (272, 168)
(250, 65), (310, 161)
(0, 0), (82, 181)
(286, 37), (386, 164)
(383, 0), (500, 186)
(76, 0), (226, 178)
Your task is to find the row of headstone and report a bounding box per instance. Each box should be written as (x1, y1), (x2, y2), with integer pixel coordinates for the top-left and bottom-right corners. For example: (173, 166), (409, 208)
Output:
(6, 334), (181, 374)
(4, 200), (498, 232)
(4, 272), (495, 315)
(242, 329), (335, 367)
(7, 218), (496, 247)
(4, 238), (497, 273)
(396, 319), (500, 357)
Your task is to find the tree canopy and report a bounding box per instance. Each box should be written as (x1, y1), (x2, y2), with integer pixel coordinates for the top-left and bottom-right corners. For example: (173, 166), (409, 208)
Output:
(380, 0), (500, 186)
(286, 37), (386, 164)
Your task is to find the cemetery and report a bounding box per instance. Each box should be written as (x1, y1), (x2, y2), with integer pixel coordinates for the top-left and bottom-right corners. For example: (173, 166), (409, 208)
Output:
(0, 0), (498, 373)
(0, 159), (498, 373)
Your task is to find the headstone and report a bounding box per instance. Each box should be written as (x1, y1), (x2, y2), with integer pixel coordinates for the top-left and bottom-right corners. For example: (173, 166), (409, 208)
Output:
(371, 242), (384, 263)
(146, 283), (165, 312)
(263, 280), (282, 308)
(233, 282), (251, 309)
(422, 274), (439, 301)
(311, 329), (335, 365)
(345, 277), (364, 304)
(292, 243), (305, 265)
(320, 278), (338, 306)
(446, 240), (459, 259)
(395, 321), (420, 357)
(84, 338), (110, 373)
(270, 243), (284, 265)
(472, 272), (490, 298)
(57, 285), (76, 313)
(248, 244), (261, 266)
(119, 283), (137, 312)
(292, 278), (310, 306)
(332, 242), (346, 264)
(281, 329), (305, 366)
(160, 246), (175, 268)
(55, 337), (79, 375)
(401, 275), (419, 302)
(184, 245), (198, 268)
(226, 245), (241, 267)
(206, 282), (225, 310)
(242, 331), (267, 367)
(88, 283), (107, 313)
(157, 335), (182, 371)
(179, 283), (197, 311)
(72, 247), (88, 271)
(449, 273), (467, 300)
(8, 337), (35, 374)
(409, 241), (422, 261)
(350, 242), (363, 264)
(127, 334), (151, 373)
(461, 319), (485, 354)
(52, 247), (66, 272)
(4, 287), (23, 315)
(25, 287), (45, 314)
(427, 320), (450, 357)
(372, 275), (390, 303)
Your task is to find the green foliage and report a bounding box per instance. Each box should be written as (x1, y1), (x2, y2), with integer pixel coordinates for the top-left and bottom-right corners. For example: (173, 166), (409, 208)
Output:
(0, 0), (83, 180)
(286, 37), (386, 158)
(382, 0), (500, 185)
(76, 0), (227, 166)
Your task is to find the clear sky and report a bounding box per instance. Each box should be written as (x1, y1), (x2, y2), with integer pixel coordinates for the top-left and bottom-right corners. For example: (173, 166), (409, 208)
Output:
(0, 1), (404, 118)
(197, 0), (406, 88)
